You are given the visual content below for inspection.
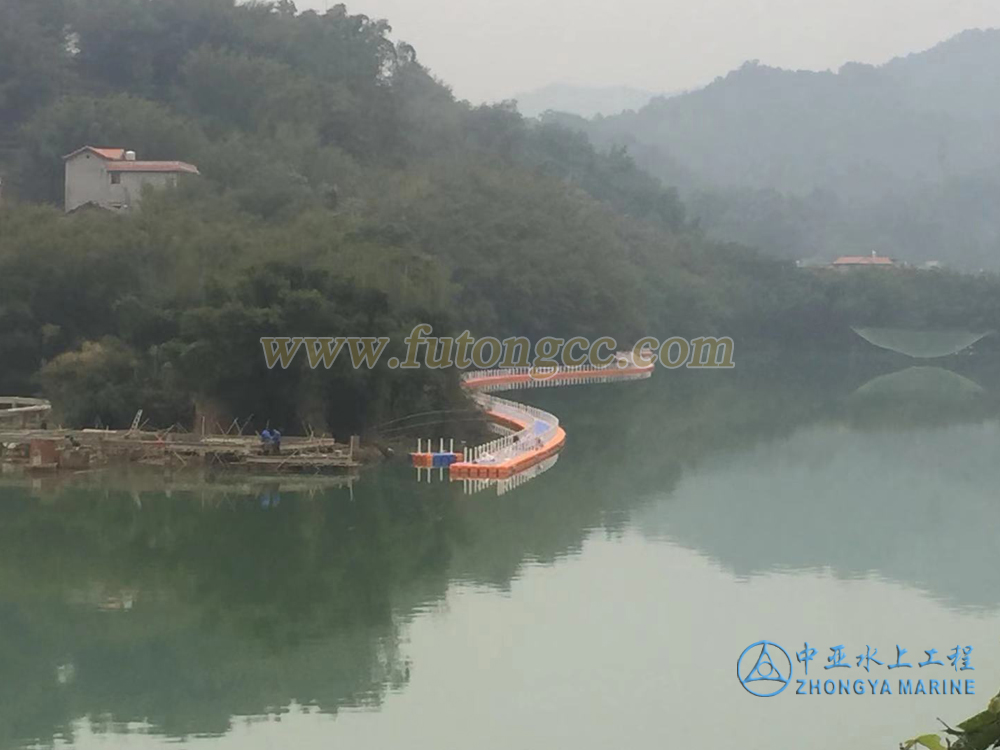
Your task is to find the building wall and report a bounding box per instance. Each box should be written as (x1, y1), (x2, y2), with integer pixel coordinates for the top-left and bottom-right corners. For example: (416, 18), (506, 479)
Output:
(65, 154), (182, 211)
(119, 171), (177, 207)
(65, 152), (118, 211)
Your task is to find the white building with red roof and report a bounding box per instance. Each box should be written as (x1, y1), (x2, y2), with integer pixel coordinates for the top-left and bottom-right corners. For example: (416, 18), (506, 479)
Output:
(831, 252), (896, 268)
(63, 146), (200, 212)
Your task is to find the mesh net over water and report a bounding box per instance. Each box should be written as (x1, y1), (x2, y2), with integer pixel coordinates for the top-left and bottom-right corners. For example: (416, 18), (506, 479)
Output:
(852, 327), (993, 359)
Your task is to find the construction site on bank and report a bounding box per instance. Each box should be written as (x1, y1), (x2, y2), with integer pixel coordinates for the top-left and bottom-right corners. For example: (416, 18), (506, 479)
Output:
(0, 397), (360, 474)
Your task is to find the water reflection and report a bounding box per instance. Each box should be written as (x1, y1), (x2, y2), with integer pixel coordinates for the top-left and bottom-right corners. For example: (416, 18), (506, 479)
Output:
(631, 360), (1000, 609)
(637, 419), (1000, 610)
(0, 354), (999, 748)
(0, 473), (422, 748)
(845, 365), (987, 428)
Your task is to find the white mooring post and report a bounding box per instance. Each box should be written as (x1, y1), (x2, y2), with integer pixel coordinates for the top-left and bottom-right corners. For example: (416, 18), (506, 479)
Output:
(449, 438), (454, 453)
(439, 437), (444, 453)
(417, 438), (422, 453)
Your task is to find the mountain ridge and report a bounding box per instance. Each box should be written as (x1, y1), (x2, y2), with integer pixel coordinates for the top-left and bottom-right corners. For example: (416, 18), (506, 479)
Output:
(552, 28), (1000, 268)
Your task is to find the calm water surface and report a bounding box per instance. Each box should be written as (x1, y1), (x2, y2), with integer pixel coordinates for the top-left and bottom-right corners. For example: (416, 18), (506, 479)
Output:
(3, 356), (1000, 749)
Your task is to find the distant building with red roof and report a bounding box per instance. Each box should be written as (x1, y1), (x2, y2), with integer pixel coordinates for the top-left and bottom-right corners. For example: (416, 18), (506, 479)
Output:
(63, 146), (200, 212)
(831, 253), (896, 269)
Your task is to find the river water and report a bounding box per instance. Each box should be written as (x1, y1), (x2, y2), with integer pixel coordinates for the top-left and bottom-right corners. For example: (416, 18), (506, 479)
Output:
(2, 355), (999, 749)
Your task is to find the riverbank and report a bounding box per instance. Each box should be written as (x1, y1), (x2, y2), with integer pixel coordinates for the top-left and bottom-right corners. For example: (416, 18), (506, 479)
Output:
(0, 426), (363, 473)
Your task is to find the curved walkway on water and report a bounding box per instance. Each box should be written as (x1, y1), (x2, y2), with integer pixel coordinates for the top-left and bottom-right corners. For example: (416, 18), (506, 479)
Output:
(413, 354), (654, 480)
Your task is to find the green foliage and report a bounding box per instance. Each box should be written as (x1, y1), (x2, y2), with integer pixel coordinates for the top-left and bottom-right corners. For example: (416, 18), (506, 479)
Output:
(0, 0), (70, 125)
(15, 95), (210, 203)
(176, 45), (358, 140)
(2, 0), (1000, 431)
(905, 688), (1000, 749)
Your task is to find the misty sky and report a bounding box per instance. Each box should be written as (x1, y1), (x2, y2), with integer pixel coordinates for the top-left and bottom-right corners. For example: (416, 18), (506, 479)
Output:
(297, 0), (1000, 103)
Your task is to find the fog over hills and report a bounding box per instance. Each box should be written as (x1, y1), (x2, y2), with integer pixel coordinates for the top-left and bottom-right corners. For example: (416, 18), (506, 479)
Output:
(512, 83), (665, 118)
(548, 29), (1000, 269)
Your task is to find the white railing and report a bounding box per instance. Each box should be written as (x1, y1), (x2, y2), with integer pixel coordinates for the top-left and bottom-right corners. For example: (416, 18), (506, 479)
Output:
(457, 351), (653, 467)
(461, 393), (559, 466)
(0, 397), (52, 416)
(487, 423), (517, 436)
(460, 351), (653, 391)
(0, 397), (52, 429)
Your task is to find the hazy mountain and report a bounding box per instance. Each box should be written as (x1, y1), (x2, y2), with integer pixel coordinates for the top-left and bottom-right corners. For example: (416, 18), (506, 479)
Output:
(556, 29), (1000, 268)
(512, 83), (665, 118)
(588, 29), (1000, 195)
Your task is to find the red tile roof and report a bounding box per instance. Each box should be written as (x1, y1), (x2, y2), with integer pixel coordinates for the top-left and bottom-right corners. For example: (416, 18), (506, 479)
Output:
(63, 146), (127, 161)
(105, 161), (200, 175)
(832, 255), (895, 266)
(63, 146), (199, 174)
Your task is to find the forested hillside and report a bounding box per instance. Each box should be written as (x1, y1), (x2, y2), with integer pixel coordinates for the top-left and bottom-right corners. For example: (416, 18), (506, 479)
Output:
(555, 29), (1000, 269)
(1, 0), (999, 433)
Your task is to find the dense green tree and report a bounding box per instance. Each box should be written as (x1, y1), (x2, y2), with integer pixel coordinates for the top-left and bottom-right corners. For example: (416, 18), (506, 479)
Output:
(2, 0), (999, 432)
(0, 0), (69, 127)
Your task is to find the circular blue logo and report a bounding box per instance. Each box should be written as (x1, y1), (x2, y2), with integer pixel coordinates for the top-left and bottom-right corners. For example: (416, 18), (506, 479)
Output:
(737, 641), (792, 697)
